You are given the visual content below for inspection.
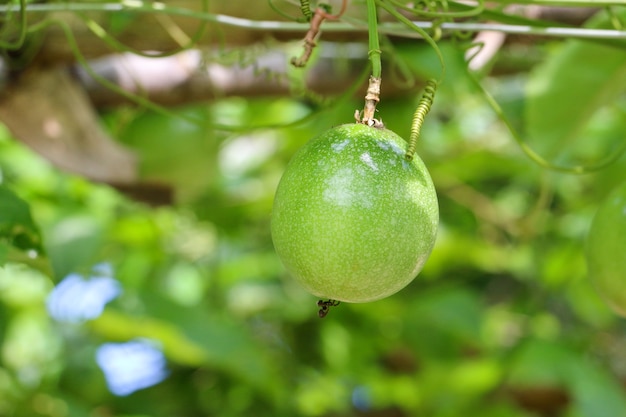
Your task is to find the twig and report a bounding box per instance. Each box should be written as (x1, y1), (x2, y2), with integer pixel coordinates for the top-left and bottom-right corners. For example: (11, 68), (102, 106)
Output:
(291, 0), (348, 68)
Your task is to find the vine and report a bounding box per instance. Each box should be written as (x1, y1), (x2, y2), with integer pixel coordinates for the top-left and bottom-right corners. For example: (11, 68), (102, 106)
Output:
(2, 0), (626, 173)
(4, 2), (626, 42)
(78, 0), (210, 59)
(465, 67), (626, 174)
(0, 0), (365, 133)
(290, 1), (348, 68)
(0, 0), (26, 50)
(384, 0), (485, 19)
(269, 0), (312, 22)
(458, 8), (626, 174)
(355, 0), (384, 127)
(353, 0), (446, 162)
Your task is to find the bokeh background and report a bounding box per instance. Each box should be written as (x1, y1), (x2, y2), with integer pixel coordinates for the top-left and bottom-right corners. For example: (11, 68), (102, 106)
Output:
(2, 1), (626, 416)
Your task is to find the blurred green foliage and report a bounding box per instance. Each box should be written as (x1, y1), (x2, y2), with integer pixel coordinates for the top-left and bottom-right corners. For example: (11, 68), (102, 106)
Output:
(2, 11), (626, 417)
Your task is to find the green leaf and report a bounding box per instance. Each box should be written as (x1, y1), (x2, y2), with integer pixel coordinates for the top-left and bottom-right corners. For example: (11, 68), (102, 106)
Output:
(0, 185), (43, 255)
(567, 359), (626, 417)
(45, 214), (105, 279)
(507, 338), (626, 416)
(404, 287), (484, 358)
(107, 11), (136, 36)
(525, 11), (626, 162)
(89, 310), (209, 367)
(90, 293), (282, 400)
(116, 105), (219, 201)
(507, 339), (575, 387)
(0, 241), (8, 264)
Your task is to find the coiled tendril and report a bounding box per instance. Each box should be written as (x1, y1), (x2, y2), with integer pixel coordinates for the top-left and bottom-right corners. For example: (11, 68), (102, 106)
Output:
(406, 79), (437, 161)
(300, 0), (313, 21)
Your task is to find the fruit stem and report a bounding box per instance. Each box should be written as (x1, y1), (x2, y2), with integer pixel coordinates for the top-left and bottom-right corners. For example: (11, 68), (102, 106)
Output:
(366, 0), (382, 79)
(358, 76), (382, 127)
(357, 0), (383, 127)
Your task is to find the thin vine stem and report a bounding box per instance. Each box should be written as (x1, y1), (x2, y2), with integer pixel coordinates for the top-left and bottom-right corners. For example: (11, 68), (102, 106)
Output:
(19, 9), (371, 134)
(268, 0), (308, 22)
(489, 0), (626, 6)
(0, 0), (27, 50)
(375, 0), (446, 83)
(385, 0), (485, 19)
(29, 19), (371, 133)
(466, 69), (626, 174)
(77, 0), (209, 58)
(290, 0), (348, 68)
(25, 18), (201, 124)
(3, 3), (626, 42)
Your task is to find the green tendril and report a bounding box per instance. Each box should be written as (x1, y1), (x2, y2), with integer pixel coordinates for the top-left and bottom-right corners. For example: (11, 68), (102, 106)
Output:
(385, 0), (484, 19)
(26, 18), (205, 126)
(78, 0), (209, 58)
(405, 79), (437, 161)
(20, 4), (369, 134)
(269, 0), (309, 22)
(375, 0), (445, 83)
(301, 0), (314, 21)
(0, 0), (27, 50)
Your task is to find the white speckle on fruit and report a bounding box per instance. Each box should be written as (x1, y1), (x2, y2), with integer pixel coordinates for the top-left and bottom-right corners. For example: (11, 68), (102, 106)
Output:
(332, 139), (350, 152)
(323, 168), (373, 208)
(360, 152), (378, 172)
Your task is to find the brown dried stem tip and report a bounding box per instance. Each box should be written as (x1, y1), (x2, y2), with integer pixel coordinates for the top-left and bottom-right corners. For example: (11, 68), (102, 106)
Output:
(290, 10), (325, 68)
(355, 76), (383, 128)
(291, 2), (348, 68)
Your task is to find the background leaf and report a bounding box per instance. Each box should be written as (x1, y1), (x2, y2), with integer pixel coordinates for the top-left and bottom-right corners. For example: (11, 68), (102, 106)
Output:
(0, 185), (43, 256)
(525, 10), (626, 163)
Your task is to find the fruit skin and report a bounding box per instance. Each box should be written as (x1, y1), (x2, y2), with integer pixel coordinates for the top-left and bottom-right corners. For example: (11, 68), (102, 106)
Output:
(586, 180), (626, 317)
(271, 123), (438, 303)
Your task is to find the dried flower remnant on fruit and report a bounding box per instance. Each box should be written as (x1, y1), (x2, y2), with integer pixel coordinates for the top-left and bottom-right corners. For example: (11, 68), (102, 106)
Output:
(317, 299), (340, 318)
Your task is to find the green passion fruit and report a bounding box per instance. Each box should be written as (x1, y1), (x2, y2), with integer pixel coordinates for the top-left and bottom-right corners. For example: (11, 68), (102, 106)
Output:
(271, 123), (438, 303)
(586, 180), (626, 317)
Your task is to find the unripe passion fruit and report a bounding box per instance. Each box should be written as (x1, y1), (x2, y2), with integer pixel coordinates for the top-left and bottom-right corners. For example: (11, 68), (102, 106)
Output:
(271, 123), (438, 303)
(586, 180), (626, 317)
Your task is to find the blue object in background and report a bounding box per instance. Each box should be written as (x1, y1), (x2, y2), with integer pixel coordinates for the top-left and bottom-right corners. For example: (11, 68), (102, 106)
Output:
(352, 385), (372, 412)
(96, 339), (169, 396)
(46, 263), (122, 322)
